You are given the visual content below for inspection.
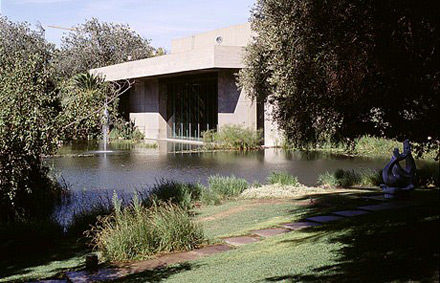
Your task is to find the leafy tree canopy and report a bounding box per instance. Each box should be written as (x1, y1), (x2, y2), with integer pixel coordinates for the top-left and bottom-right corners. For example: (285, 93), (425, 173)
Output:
(53, 18), (154, 79)
(0, 17), (63, 222)
(240, 0), (439, 154)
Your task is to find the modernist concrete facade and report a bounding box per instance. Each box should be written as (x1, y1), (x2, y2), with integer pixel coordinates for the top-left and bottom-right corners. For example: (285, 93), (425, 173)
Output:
(92, 23), (282, 146)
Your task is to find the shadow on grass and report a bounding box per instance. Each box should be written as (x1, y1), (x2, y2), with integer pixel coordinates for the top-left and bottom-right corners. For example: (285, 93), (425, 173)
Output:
(265, 189), (440, 282)
(113, 262), (201, 283)
(0, 238), (89, 281)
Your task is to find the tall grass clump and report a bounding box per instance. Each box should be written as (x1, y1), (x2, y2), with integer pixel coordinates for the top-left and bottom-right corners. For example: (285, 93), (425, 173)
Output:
(145, 180), (203, 210)
(359, 169), (383, 187)
(416, 162), (439, 188)
(203, 125), (262, 150)
(207, 175), (249, 198)
(319, 169), (360, 188)
(88, 193), (205, 262)
(319, 168), (383, 188)
(268, 171), (300, 186)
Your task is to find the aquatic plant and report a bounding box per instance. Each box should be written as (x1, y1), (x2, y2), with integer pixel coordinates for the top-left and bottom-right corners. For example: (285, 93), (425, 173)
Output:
(203, 125), (262, 150)
(207, 175), (249, 198)
(267, 171), (300, 186)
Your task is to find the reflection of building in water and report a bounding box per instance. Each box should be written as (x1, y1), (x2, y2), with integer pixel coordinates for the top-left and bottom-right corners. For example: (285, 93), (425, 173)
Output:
(92, 23), (282, 146)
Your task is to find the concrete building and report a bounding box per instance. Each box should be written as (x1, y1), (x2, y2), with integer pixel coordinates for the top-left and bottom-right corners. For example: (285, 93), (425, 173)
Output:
(91, 23), (282, 146)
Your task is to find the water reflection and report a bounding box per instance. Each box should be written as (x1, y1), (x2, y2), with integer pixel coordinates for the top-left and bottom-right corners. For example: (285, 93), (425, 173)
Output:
(48, 140), (389, 194)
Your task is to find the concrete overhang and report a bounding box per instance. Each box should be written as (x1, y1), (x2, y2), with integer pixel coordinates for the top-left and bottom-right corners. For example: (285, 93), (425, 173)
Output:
(91, 45), (245, 81)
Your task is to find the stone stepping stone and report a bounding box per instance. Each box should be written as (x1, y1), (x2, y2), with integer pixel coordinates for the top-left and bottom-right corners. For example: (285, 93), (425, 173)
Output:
(33, 280), (68, 283)
(332, 210), (370, 217)
(223, 236), (260, 246)
(157, 250), (202, 265)
(192, 244), (233, 256)
(361, 195), (387, 201)
(358, 202), (408, 212)
(252, 228), (292, 237)
(305, 215), (345, 223)
(122, 258), (164, 273)
(66, 268), (128, 283)
(282, 221), (321, 230)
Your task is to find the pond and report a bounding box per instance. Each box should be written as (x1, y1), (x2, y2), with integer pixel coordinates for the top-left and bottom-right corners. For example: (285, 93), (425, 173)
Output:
(49, 140), (394, 224)
(49, 140), (393, 191)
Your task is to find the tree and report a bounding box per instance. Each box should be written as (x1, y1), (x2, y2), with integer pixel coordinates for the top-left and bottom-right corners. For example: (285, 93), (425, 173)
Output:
(0, 17), (64, 223)
(53, 18), (155, 79)
(57, 73), (132, 141)
(240, 0), (440, 156)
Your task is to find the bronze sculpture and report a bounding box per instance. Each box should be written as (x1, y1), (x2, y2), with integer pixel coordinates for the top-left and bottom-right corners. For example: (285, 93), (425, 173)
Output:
(380, 140), (416, 199)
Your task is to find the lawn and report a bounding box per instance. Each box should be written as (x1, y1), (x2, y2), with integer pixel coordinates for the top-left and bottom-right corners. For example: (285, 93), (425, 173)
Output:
(118, 189), (439, 282)
(1, 189), (438, 282)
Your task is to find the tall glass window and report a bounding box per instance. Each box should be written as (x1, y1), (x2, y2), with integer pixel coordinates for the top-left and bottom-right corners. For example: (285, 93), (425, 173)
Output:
(166, 74), (218, 140)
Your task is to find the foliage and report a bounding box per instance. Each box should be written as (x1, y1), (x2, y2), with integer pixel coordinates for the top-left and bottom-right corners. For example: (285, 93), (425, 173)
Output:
(145, 180), (204, 210)
(0, 17), (67, 223)
(267, 171), (300, 186)
(240, 0), (440, 155)
(203, 125), (262, 150)
(56, 72), (120, 140)
(109, 119), (144, 142)
(53, 18), (154, 78)
(207, 175), (249, 198)
(87, 193), (205, 262)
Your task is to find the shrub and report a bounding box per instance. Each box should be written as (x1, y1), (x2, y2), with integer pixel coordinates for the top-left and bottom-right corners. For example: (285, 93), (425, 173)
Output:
(207, 175), (249, 198)
(88, 193), (205, 262)
(145, 180), (203, 210)
(267, 171), (300, 186)
(203, 125), (262, 150)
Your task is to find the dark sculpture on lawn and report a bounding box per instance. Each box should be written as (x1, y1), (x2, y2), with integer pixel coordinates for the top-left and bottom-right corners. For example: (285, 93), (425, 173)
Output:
(380, 139), (416, 199)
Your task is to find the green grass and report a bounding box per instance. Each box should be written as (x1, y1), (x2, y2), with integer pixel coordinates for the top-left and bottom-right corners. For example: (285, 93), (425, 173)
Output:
(198, 199), (300, 238)
(267, 171), (300, 186)
(0, 235), (88, 283)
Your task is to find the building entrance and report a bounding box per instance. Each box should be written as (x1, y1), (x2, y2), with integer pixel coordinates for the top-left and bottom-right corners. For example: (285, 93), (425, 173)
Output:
(166, 74), (218, 140)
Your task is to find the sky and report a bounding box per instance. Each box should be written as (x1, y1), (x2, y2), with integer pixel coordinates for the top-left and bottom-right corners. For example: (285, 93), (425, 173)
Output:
(0, 0), (255, 51)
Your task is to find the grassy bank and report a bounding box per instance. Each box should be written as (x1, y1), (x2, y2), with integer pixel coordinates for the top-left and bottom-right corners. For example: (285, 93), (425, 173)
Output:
(283, 136), (438, 160)
(1, 170), (438, 282)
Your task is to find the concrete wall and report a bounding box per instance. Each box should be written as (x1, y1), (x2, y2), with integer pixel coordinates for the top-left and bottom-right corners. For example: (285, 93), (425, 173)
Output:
(217, 70), (257, 130)
(92, 46), (245, 82)
(128, 78), (167, 140)
(263, 101), (284, 147)
(171, 23), (253, 53)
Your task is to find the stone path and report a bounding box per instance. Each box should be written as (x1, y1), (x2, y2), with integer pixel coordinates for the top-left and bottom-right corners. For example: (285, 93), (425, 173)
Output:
(64, 193), (413, 282)
(65, 245), (233, 282)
